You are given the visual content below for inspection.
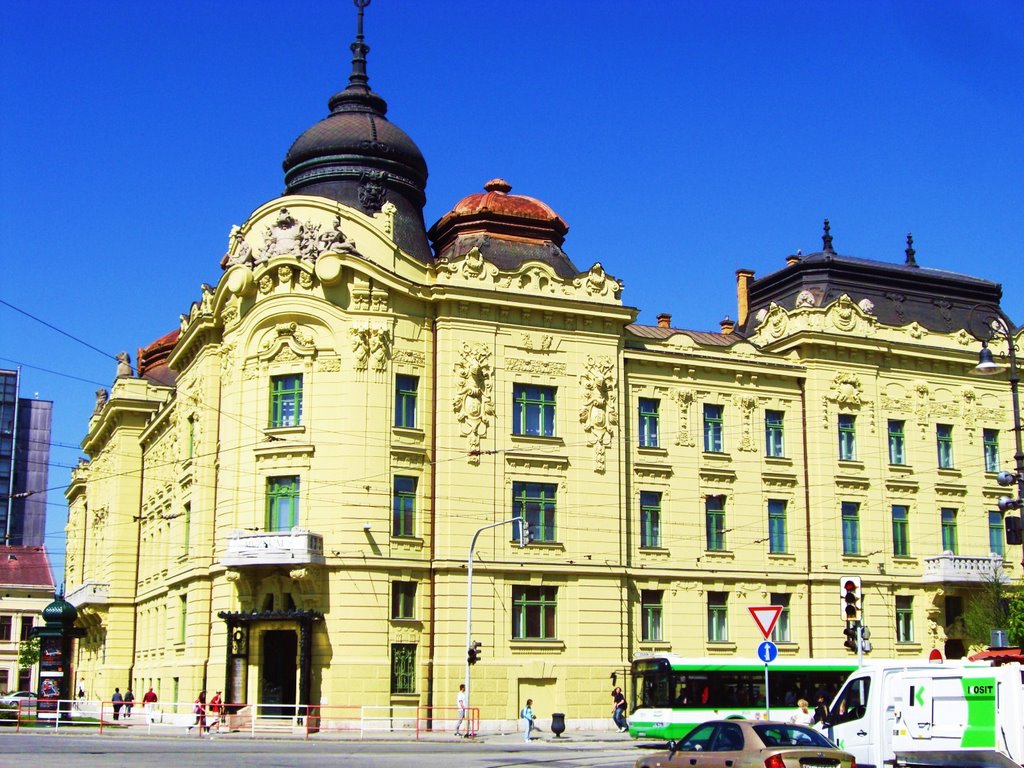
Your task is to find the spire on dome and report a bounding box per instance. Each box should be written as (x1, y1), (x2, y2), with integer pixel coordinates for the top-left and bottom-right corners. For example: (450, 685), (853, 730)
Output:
(822, 218), (834, 254)
(904, 232), (918, 268)
(327, 0), (387, 115)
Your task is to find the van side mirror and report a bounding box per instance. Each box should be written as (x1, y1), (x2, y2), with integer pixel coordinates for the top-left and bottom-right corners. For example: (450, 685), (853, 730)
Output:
(667, 740), (679, 758)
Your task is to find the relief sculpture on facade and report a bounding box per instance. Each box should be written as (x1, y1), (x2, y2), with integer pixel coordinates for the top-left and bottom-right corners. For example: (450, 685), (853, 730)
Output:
(579, 356), (618, 472)
(351, 324), (391, 373)
(734, 394), (758, 452)
(452, 343), (494, 464)
(673, 389), (695, 447)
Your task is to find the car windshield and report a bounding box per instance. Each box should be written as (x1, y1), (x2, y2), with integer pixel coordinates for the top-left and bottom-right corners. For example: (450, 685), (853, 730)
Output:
(753, 724), (835, 748)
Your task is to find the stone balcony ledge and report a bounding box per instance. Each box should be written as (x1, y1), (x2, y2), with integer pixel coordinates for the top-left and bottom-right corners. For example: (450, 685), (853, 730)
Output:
(221, 527), (325, 567)
(65, 580), (111, 608)
(921, 552), (1007, 584)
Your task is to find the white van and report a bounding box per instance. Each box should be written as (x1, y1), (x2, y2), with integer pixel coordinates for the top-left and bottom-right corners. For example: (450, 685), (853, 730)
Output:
(826, 661), (1024, 768)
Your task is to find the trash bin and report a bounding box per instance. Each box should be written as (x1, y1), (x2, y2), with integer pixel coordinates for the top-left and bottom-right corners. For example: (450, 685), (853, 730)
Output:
(551, 712), (566, 737)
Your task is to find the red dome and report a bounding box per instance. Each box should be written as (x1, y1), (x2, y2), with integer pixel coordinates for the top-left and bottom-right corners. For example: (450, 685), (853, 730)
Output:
(137, 329), (180, 387)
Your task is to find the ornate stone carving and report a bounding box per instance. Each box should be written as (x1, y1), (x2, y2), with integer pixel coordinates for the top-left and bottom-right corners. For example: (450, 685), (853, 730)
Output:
(673, 389), (695, 447)
(452, 343), (494, 463)
(795, 289), (816, 308)
(316, 357), (342, 372)
(826, 372), (863, 407)
(393, 349), (425, 367)
(765, 304), (788, 339)
(358, 169), (387, 211)
(258, 275), (274, 294)
(579, 356), (618, 472)
(574, 263), (623, 299)
(93, 388), (108, 415)
(316, 214), (358, 257)
(506, 358), (567, 376)
(224, 225), (254, 267)
(350, 324), (391, 373)
(734, 394), (758, 452)
(831, 295), (859, 332)
(375, 201), (397, 238)
(257, 208), (303, 262)
(858, 298), (875, 315)
(116, 352), (132, 378)
(907, 321), (927, 340)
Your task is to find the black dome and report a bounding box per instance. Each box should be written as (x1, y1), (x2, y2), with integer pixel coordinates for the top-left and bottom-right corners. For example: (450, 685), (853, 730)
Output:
(281, 6), (431, 262)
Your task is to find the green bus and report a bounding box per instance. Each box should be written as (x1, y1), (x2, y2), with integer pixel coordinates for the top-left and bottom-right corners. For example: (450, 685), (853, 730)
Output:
(628, 654), (858, 740)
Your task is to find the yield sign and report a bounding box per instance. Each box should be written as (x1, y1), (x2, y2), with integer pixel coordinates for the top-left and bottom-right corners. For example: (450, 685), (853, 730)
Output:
(748, 605), (783, 640)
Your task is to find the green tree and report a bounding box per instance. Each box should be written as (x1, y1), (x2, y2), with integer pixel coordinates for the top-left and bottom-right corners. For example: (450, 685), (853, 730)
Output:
(17, 636), (39, 670)
(961, 571), (1023, 648)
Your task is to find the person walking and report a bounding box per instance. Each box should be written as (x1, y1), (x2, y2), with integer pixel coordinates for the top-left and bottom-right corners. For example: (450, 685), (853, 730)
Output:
(142, 687), (158, 723)
(453, 683), (467, 737)
(111, 687), (123, 721)
(190, 691), (206, 733)
(123, 688), (135, 718)
(520, 698), (535, 742)
(612, 686), (628, 732)
(208, 690), (223, 732)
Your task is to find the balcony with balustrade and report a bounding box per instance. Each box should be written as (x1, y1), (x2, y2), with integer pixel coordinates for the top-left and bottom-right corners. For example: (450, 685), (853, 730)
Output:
(65, 580), (111, 608)
(221, 528), (325, 567)
(921, 552), (1007, 584)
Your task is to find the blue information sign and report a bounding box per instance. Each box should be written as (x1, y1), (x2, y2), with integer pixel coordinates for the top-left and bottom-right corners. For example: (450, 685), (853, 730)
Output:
(757, 640), (779, 663)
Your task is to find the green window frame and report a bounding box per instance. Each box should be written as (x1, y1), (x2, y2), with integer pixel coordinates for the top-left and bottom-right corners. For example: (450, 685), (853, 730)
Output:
(395, 374), (419, 429)
(707, 591), (728, 642)
(770, 592), (791, 643)
(391, 581), (417, 620)
(393, 476), (417, 537)
(390, 643), (417, 694)
(638, 398), (660, 448)
(641, 589), (663, 642)
(703, 403), (724, 452)
(888, 420), (906, 465)
(512, 384), (556, 437)
(512, 481), (557, 543)
(512, 585), (557, 640)
(183, 501), (191, 555)
(842, 501), (860, 555)
(936, 424), (954, 468)
(989, 511), (1005, 556)
(266, 476), (300, 531)
(187, 415), (197, 459)
(941, 508), (958, 554)
(705, 495), (727, 551)
(838, 414), (857, 461)
(269, 373), (303, 428)
(765, 410), (784, 457)
(983, 429), (999, 473)
(178, 594), (187, 644)
(891, 505), (909, 557)
(640, 491), (662, 548)
(895, 596), (914, 643)
(768, 499), (787, 554)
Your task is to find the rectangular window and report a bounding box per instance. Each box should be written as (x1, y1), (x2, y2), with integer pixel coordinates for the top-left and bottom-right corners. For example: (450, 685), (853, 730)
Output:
(269, 374), (303, 428)
(768, 499), (787, 554)
(391, 581), (417, 620)
(641, 590), (663, 642)
(842, 501), (861, 556)
(638, 398), (660, 448)
(178, 594), (187, 644)
(990, 511), (1005, 556)
(770, 593), (791, 643)
(266, 476), (300, 531)
(765, 410), (785, 457)
(892, 505), (910, 557)
(187, 416), (197, 459)
(983, 429), (1000, 473)
(512, 384), (556, 437)
(19, 616), (32, 641)
(705, 495), (727, 551)
(512, 585), (557, 640)
(941, 508), (959, 554)
(895, 596), (914, 643)
(0, 670), (7, 693)
(512, 482), (557, 543)
(395, 375), (419, 429)
(707, 591), (728, 642)
(390, 643), (416, 694)
(392, 476), (417, 537)
(838, 414), (857, 460)
(936, 424), (954, 468)
(888, 420), (906, 465)
(703, 403), (724, 452)
(640, 491), (662, 548)
(183, 502), (191, 555)
(0, 616), (10, 641)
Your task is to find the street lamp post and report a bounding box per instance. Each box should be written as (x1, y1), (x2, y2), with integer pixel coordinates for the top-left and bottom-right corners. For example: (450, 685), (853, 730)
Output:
(970, 306), (1024, 571)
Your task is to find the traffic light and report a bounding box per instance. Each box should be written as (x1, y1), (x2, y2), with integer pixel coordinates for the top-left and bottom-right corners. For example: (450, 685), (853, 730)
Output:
(843, 622), (859, 652)
(840, 576), (862, 622)
(860, 624), (872, 654)
(519, 518), (535, 548)
(1006, 515), (1023, 546)
(467, 640), (482, 665)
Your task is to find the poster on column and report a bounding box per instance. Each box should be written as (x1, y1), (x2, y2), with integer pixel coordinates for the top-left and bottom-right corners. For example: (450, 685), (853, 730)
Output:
(37, 637), (63, 718)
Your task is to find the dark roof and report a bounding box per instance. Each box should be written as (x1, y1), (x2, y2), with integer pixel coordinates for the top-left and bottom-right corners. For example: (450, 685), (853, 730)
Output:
(281, 6), (431, 262)
(627, 324), (742, 346)
(0, 546), (54, 589)
(137, 329), (179, 387)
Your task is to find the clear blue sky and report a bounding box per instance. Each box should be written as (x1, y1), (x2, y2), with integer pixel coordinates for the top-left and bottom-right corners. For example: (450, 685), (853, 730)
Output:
(2, 1), (1022, 584)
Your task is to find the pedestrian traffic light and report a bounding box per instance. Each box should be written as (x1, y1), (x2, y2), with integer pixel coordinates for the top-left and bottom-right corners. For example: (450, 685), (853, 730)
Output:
(840, 576), (862, 622)
(843, 622), (859, 652)
(860, 624), (872, 654)
(1006, 515), (1023, 546)
(467, 640), (482, 665)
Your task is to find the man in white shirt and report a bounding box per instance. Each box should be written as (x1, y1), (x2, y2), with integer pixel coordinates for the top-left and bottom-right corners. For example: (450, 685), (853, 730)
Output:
(454, 684), (467, 737)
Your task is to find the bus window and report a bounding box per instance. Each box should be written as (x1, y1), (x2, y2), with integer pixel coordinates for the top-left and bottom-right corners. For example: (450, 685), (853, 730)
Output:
(830, 676), (870, 724)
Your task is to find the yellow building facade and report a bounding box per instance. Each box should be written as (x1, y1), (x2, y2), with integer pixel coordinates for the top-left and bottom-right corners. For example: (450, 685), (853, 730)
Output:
(63, 13), (1019, 725)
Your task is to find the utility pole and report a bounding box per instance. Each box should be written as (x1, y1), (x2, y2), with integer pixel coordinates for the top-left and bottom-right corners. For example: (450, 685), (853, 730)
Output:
(464, 516), (529, 731)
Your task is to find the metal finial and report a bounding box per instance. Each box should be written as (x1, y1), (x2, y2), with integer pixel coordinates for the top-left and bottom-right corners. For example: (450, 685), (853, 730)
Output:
(822, 218), (834, 254)
(904, 232), (918, 267)
(348, 0), (372, 90)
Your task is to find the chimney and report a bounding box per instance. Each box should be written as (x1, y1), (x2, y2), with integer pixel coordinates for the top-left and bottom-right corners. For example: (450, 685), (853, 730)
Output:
(657, 313), (672, 329)
(720, 316), (735, 334)
(735, 269), (754, 327)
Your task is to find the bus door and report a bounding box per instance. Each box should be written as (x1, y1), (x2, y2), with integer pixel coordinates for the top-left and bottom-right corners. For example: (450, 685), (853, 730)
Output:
(829, 675), (873, 763)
